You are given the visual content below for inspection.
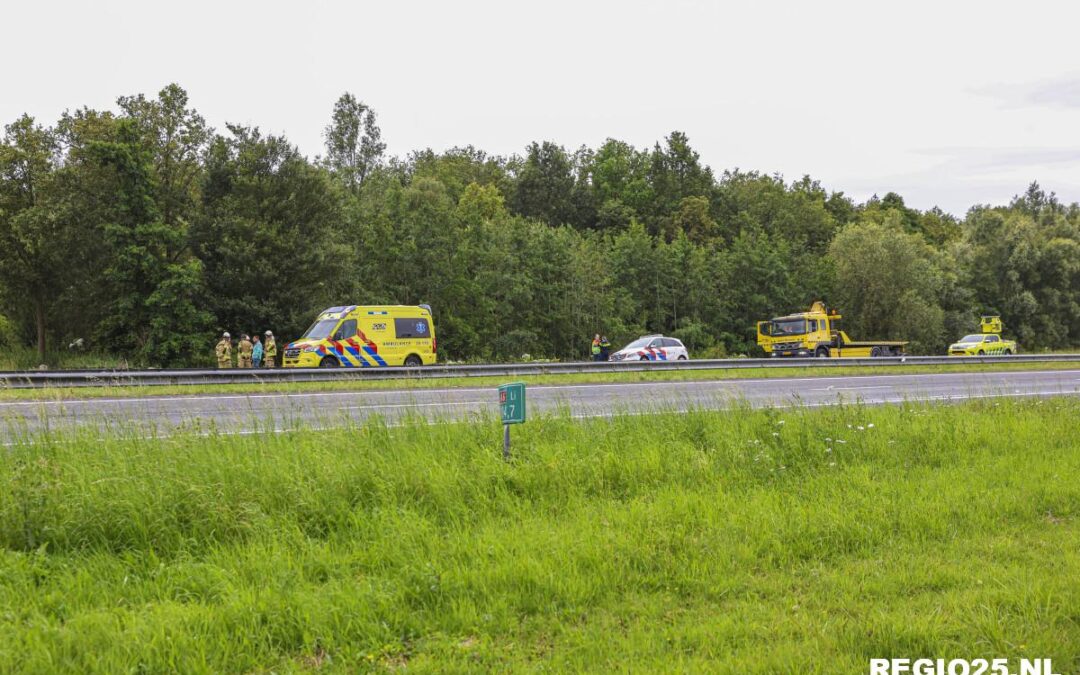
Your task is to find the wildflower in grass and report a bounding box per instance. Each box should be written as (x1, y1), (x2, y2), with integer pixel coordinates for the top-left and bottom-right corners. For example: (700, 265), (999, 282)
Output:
(867, 423), (875, 429)
(856, 425), (865, 431)
(777, 420), (785, 425)
(829, 461), (837, 466)
(772, 432), (780, 437)
(825, 447), (832, 453)
(837, 439), (846, 444)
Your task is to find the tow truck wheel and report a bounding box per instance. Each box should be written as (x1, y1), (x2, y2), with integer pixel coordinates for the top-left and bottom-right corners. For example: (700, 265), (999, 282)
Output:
(404, 355), (422, 367)
(1003, 349), (1013, 355)
(319, 356), (340, 368)
(815, 347), (829, 358)
(870, 346), (882, 357)
(976, 350), (984, 356)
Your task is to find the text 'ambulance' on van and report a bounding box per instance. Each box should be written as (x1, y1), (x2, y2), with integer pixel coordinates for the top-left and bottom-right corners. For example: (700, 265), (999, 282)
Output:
(282, 305), (436, 368)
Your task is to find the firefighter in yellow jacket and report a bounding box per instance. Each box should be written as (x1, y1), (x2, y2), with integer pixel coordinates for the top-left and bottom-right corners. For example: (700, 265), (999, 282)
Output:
(237, 334), (254, 368)
(263, 330), (277, 368)
(215, 332), (233, 368)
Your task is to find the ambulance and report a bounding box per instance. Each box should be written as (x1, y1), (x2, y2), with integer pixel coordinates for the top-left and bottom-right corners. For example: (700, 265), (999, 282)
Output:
(282, 305), (436, 368)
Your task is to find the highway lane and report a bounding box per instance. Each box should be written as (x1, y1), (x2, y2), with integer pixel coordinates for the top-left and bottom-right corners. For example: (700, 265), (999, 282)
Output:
(1, 369), (1079, 441)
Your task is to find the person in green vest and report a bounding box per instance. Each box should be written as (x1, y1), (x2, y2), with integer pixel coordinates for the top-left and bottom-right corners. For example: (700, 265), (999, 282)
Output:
(599, 335), (612, 361)
(591, 334), (602, 361)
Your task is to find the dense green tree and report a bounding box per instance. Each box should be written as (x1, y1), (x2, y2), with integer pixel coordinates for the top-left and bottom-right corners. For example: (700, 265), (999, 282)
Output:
(716, 226), (803, 353)
(714, 171), (837, 249)
(957, 206), (1080, 348)
(409, 146), (511, 204)
(86, 119), (210, 364)
(588, 140), (651, 212)
(193, 125), (350, 343)
(322, 93), (385, 193)
(827, 215), (949, 352)
(645, 131), (714, 235)
(511, 141), (577, 226)
(0, 115), (64, 359)
(117, 84), (210, 228)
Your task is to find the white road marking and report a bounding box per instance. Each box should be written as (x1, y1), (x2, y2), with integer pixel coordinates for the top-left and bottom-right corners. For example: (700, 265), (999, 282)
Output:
(2, 369), (1079, 408)
(340, 401), (487, 411)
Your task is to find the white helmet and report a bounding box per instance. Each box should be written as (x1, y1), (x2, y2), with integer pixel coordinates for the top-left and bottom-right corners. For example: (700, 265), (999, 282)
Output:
(265, 330), (273, 336)
(222, 331), (230, 338)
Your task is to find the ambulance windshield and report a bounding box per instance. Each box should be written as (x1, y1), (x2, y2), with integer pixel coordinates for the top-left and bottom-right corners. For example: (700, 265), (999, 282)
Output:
(302, 319), (338, 340)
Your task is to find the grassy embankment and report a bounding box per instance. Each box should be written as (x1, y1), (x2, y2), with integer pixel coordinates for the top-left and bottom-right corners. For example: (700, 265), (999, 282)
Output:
(1, 398), (1079, 673)
(1, 360), (1079, 402)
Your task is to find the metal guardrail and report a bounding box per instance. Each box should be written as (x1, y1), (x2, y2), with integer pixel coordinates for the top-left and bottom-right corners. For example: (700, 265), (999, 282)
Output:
(0, 354), (1078, 389)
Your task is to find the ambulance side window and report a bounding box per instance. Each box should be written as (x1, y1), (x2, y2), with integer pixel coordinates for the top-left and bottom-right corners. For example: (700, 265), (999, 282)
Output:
(395, 318), (430, 339)
(333, 319), (357, 341)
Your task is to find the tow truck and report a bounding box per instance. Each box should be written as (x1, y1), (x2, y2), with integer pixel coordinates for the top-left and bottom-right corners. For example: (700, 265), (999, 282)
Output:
(756, 301), (908, 358)
(947, 316), (1017, 356)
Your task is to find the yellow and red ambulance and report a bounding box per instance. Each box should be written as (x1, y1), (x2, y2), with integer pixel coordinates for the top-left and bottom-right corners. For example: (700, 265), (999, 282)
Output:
(282, 305), (436, 368)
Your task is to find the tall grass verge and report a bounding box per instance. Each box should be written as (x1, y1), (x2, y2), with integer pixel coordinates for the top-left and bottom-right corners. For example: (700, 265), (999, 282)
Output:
(1, 399), (1078, 673)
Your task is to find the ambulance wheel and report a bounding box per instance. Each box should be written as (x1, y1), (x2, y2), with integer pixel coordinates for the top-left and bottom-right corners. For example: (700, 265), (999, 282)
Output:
(319, 356), (340, 368)
(677, 355), (688, 360)
(404, 355), (422, 367)
(870, 346), (882, 357)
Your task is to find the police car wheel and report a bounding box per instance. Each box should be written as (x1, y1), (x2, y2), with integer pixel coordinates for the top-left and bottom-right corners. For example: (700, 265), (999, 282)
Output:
(319, 356), (340, 368)
(404, 355), (422, 367)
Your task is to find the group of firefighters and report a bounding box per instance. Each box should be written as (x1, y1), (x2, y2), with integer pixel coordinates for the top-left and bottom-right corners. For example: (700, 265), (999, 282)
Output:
(215, 331), (277, 368)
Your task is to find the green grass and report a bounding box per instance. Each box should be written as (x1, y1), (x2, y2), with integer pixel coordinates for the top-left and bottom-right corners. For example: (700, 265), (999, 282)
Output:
(1, 399), (1079, 673)
(0, 346), (137, 372)
(2, 359), (1078, 402)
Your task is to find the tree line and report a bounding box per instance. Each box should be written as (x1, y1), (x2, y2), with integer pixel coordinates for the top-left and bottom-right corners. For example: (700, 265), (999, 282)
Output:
(1, 84), (1078, 366)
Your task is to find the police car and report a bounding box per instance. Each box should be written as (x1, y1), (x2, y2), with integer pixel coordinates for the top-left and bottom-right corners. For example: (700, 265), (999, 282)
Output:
(609, 335), (689, 361)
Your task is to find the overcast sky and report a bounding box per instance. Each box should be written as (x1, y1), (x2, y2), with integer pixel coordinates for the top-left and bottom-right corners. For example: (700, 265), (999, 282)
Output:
(4, 0), (1080, 214)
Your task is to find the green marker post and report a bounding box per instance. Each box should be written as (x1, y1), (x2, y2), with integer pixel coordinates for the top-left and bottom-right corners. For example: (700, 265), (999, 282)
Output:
(498, 382), (526, 460)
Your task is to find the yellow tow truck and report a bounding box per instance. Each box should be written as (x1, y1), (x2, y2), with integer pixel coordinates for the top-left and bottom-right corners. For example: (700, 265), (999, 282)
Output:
(947, 316), (1017, 356)
(756, 301), (908, 358)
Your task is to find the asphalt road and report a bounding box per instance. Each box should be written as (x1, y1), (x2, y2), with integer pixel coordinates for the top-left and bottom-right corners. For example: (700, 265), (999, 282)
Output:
(2, 369), (1079, 441)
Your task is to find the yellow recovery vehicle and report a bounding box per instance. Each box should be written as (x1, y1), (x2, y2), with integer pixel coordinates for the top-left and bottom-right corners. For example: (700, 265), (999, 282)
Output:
(947, 316), (1018, 356)
(756, 301), (908, 358)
